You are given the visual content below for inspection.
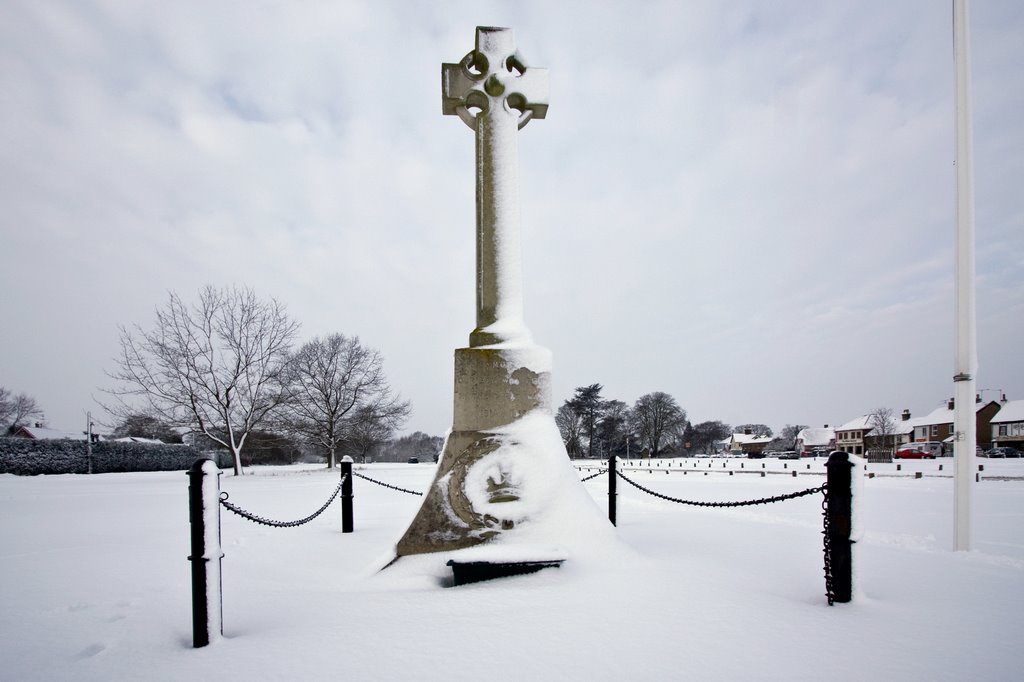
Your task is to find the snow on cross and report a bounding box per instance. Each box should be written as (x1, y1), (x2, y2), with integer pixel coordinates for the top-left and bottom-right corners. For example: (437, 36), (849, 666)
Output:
(441, 26), (548, 347)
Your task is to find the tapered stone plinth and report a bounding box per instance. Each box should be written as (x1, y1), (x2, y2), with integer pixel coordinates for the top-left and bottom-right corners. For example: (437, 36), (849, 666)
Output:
(396, 345), (552, 555)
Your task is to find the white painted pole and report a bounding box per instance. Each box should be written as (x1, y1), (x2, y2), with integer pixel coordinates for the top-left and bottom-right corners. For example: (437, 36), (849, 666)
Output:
(953, 0), (977, 552)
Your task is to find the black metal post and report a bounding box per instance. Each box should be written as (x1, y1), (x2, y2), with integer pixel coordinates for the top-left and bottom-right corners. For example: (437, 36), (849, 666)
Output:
(341, 456), (354, 533)
(187, 458), (223, 647)
(826, 451), (854, 603)
(607, 453), (617, 526)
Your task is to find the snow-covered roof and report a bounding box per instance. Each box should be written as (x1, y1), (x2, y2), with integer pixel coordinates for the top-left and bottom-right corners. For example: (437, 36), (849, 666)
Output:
(992, 400), (1024, 424)
(893, 421), (913, 436)
(730, 433), (772, 445)
(14, 425), (87, 440)
(835, 415), (873, 433)
(916, 400), (994, 427)
(111, 436), (164, 444)
(796, 427), (833, 447)
(894, 416), (925, 436)
(837, 412), (933, 435)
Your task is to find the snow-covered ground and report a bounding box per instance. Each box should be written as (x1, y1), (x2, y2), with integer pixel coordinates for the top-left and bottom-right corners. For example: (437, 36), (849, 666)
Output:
(2, 457), (1022, 680)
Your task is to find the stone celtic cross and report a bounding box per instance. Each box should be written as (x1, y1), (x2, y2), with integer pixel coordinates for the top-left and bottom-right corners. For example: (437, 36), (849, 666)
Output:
(392, 27), (598, 561)
(442, 26), (548, 347)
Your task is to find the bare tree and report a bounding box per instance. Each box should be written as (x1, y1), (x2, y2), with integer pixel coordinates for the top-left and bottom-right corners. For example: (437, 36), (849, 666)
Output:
(0, 387), (45, 433)
(596, 400), (631, 458)
(778, 424), (808, 449)
(734, 423), (774, 438)
(690, 421), (732, 454)
(106, 286), (298, 475)
(868, 407), (898, 453)
(279, 334), (410, 468)
(630, 392), (688, 458)
(339, 403), (411, 464)
(555, 403), (585, 459)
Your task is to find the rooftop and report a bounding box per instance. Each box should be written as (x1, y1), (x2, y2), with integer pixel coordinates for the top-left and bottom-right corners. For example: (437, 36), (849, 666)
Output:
(992, 399), (1024, 424)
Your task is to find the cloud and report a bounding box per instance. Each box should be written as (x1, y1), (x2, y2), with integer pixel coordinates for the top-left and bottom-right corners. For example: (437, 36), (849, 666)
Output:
(1, 0), (1021, 437)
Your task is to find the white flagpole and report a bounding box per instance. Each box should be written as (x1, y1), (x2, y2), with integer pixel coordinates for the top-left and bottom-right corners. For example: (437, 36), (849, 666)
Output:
(952, 0), (977, 552)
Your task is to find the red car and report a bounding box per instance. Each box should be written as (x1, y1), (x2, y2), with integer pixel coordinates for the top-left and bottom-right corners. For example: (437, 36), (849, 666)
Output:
(895, 443), (938, 459)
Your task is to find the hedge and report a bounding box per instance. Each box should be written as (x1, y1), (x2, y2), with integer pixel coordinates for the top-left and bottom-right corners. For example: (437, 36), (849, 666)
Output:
(0, 438), (233, 476)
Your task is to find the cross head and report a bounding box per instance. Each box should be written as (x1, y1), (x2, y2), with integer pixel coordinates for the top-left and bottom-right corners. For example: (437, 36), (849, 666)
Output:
(442, 27), (548, 130)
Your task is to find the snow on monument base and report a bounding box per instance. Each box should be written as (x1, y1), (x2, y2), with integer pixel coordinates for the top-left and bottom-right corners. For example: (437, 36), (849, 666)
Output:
(393, 345), (614, 564)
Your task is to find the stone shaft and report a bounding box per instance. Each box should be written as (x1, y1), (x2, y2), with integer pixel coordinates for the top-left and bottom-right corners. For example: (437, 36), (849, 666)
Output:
(473, 87), (524, 347)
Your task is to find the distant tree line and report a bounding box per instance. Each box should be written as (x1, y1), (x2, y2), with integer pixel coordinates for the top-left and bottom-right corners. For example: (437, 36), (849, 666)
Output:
(556, 384), (705, 458)
(554, 385), (813, 459)
(370, 432), (444, 463)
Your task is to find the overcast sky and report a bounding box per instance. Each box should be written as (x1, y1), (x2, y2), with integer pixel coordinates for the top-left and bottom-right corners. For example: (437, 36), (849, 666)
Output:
(1, 0), (1021, 438)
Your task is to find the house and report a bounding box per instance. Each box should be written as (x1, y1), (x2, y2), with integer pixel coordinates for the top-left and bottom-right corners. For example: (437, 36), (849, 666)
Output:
(9, 424), (89, 441)
(795, 426), (834, 456)
(893, 408), (925, 446)
(991, 399), (1024, 450)
(834, 416), (872, 456)
(834, 413), (905, 457)
(726, 432), (772, 457)
(912, 398), (1002, 449)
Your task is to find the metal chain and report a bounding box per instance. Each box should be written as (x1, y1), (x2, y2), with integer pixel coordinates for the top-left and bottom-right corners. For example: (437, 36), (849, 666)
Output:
(219, 475), (347, 528)
(352, 471), (423, 496)
(579, 469), (607, 482)
(821, 484), (834, 605)
(616, 470), (825, 508)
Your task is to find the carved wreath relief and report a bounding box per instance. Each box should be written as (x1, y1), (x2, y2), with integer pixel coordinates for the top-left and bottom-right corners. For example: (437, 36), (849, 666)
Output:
(447, 436), (527, 535)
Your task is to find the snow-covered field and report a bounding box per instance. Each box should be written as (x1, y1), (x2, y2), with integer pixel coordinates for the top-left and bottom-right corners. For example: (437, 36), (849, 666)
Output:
(2, 457), (1023, 681)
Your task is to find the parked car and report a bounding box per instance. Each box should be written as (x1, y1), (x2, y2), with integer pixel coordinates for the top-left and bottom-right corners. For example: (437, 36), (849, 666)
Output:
(984, 446), (1022, 459)
(895, 443), (938, 460)
(407, 457), (420, 464)
(776, 450), (799, 460)
(897, 442), (946, 457)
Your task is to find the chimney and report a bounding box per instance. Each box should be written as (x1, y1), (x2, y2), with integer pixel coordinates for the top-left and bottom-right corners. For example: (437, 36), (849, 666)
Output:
(34, 421), (42, 428)
(823, 424), (829, 428)
(1002, 393), (1008, 404)
(743, 427), (751, 435)
(947, 398), (954, 410)
(901, 409), (911, 421)
(976, 393), (981, 403)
